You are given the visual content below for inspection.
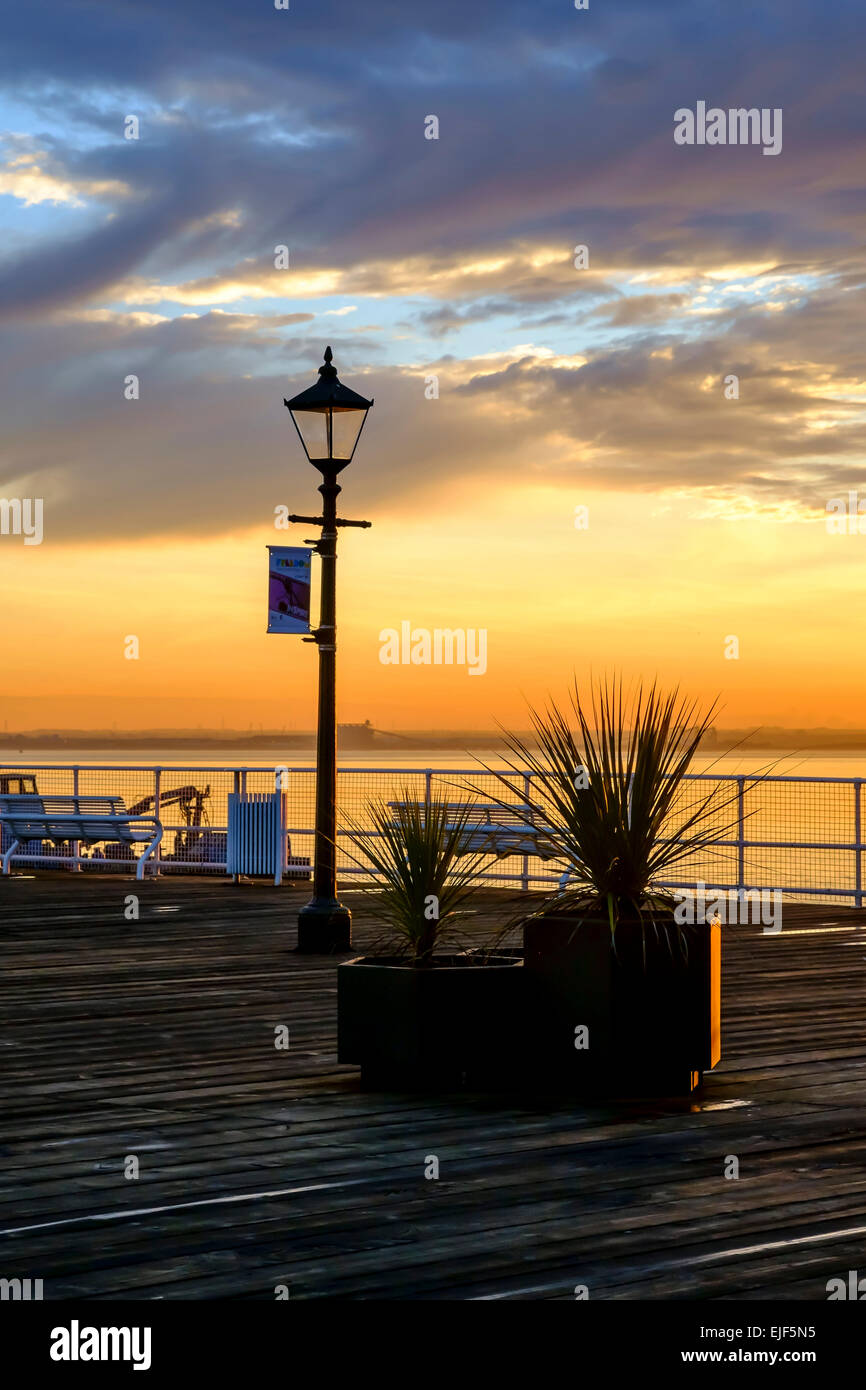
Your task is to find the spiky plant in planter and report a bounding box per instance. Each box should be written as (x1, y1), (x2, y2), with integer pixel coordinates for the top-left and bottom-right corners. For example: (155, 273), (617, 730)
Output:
(342, 793), (488, 965)
(336, 791), (522, 1089)
(475, 678), (740, 1095)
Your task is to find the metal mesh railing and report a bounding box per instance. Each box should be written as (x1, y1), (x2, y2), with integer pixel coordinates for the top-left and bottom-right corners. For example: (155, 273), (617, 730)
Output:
(0, 764), (863, 904)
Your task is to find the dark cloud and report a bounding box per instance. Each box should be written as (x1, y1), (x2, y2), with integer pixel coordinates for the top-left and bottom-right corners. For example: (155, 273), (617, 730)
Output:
(1, 0), (865, 318)
(0, 0), (864, 535)
(589, 293), (689, 327)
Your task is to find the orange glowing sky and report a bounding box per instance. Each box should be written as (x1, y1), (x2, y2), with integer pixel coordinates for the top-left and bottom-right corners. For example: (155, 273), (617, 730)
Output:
(2, 477), (865, 732)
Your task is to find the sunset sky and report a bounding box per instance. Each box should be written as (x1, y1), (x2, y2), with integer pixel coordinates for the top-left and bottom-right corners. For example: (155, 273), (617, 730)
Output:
(1, 0), (865, 732)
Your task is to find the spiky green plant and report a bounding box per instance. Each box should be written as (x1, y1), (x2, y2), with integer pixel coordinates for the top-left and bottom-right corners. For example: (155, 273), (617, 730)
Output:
(342, 792), (490, 965)
(473, 677), (740, 935)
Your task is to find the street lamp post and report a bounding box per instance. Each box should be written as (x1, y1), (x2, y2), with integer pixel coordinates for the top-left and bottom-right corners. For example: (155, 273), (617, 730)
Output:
(284, 347), (373, 953)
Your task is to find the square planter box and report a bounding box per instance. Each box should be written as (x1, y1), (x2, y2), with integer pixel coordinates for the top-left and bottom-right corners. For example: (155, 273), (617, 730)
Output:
(522, 914), (721, 1097)
(338, 953), (524, 1090)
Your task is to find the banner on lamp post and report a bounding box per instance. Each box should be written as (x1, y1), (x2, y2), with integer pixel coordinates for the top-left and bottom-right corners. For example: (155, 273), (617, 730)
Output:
(267, 546), (313, 633)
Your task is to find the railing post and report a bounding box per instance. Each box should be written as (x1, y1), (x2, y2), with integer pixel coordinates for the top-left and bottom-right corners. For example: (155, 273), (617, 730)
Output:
(521, 771), (531, 891)
(231, 770), (241, 884)
(424, 767), (432, 811)
(153, 768), (162, 877)
(736, 776), (746, 896)
(71, 765), (81, 872)
(855, 780), (863, 910)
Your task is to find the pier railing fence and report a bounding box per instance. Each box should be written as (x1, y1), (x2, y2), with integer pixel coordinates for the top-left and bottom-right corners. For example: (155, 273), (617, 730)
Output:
(0, 763), (862, 905)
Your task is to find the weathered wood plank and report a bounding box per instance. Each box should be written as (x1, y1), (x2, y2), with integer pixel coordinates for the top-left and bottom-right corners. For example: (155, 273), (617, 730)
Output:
(2, 875), (866, 1299)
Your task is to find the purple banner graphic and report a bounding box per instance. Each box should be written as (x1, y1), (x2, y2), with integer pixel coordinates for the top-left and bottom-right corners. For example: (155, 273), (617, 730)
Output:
(267, 546), (313, 634)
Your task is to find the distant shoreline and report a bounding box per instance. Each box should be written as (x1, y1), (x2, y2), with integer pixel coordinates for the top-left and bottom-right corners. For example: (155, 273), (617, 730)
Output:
(0, 735), (507, 752)
(6, 731), (866, 755)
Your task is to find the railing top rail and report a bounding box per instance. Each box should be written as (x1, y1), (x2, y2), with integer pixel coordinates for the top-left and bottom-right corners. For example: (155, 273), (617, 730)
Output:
(682, 772), (865, 785)
(5, 765), (515, 775)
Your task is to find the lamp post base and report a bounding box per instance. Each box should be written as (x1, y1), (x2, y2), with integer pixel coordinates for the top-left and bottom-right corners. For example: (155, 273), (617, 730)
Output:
(297, 899), (352, 954)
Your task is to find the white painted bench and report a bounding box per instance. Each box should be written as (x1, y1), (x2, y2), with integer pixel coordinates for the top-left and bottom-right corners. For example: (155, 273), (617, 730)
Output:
(386, 799), (580, 890)
(387, 799), (570, 871)
(0, 794), (163, 880)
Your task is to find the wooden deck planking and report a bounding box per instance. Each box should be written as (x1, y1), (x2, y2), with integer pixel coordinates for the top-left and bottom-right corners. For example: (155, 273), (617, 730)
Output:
(2, 876), (866, 1299)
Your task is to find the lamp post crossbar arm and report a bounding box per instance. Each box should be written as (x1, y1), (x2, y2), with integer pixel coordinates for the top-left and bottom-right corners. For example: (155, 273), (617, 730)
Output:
(287, 513), (372, 528)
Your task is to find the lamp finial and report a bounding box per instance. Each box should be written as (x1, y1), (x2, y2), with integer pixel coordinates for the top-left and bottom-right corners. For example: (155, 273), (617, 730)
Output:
(319, 346), (337, 380)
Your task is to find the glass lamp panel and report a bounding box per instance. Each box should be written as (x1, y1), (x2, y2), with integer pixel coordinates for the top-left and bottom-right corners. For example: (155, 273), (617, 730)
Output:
(330, 407), (368, 460)
(291, 408), (329, 460)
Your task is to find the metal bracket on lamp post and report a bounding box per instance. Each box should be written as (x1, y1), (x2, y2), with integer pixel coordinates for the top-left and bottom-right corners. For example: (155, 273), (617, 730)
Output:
(303, 626), (335, 651)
